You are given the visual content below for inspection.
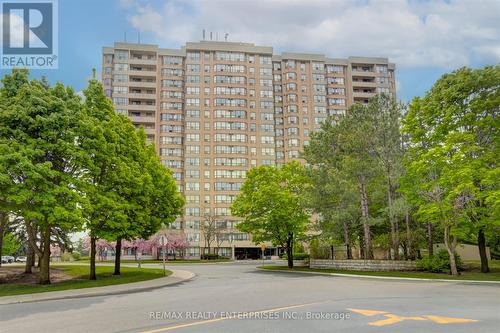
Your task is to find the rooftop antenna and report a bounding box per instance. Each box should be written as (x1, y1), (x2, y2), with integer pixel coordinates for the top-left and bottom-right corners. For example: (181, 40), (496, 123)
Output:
(202, 29), (206, 40)
(224, 32), (228, 42)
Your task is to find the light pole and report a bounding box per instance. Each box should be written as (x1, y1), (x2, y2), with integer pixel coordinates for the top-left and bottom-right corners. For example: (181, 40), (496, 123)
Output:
(160, 236), (168, 276)
(261, 243), (266, 267)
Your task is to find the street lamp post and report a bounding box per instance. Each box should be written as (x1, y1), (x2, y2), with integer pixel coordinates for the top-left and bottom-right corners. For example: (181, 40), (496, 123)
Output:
(160, 236), (168, 276)
(261, 243), (266, 267)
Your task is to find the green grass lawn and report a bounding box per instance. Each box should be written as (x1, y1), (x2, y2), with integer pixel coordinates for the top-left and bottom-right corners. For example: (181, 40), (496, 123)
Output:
(259, 260), (500, 282)
(464, 260), (500, 269)
(0, 265), (170, 297)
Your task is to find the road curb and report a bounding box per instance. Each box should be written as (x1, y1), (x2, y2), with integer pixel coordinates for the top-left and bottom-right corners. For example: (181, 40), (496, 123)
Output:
(0, 269), (195, 305)
(257, 267), (500, 286)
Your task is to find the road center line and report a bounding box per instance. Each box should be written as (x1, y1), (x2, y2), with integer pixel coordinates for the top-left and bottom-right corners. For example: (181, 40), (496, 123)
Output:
(140, 301), (328, 333)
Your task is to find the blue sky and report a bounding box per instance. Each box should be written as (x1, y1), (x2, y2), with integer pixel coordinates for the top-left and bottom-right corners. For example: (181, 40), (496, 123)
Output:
(1, 0), (498, 102)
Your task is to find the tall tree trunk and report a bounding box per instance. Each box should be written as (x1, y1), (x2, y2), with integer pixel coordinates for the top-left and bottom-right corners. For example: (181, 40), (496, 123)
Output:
(0, 233), (3, 268)
(37, 227), (43, 268)
(89, 236), (97, 280)
(444, 225), (458, 276)
(359, 176), (373, 259)
(114, 237), (122, 275)
(427, 221), (433, 256)
(25, 243), (34, 274)
(342, 220), (352, 259)
(286, 233), (294, 269)
(392, 218), (399, 260)
(0, 213), (5, 268)
(30, 250), (36, 267)
(24, 221), (40, 274)
(358, 234), (364, 259)
(478, 228), (489, 273)
(405, 211), (412, 260)
(38, 225), (51, 284)
(387, 184), (399, 260)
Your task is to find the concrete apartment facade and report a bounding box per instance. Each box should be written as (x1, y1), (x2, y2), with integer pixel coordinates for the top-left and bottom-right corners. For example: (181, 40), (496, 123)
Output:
(102, 41), (396, 260)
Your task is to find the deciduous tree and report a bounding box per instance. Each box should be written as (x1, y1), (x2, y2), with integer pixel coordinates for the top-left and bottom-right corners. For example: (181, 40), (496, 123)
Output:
(0, 69), (86, 284)
(231, 161), (310, 268)
(303, 106), (381, 259)
(403, 66), (499, 275)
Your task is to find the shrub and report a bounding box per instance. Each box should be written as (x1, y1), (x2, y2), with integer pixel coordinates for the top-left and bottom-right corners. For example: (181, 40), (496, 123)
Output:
(61, 252), (72, 262)
(293, 253), (310, 260)
(72, 251), (81, 261)
(310, 239), (331, 259)
(416, 250), (463, 273)
(201, 253), (220, 260)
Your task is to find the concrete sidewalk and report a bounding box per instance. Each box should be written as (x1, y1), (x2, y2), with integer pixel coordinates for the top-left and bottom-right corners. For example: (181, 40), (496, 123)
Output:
(0, 269), (195, 305)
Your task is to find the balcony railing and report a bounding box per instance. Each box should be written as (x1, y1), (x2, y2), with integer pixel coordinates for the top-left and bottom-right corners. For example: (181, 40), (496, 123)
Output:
(128, 92), (157, 100)
(129, 115), (156, 123)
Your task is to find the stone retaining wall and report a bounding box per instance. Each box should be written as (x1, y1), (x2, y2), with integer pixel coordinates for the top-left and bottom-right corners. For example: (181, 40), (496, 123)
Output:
(310, 259), (417, 271)
(273, 260), (309, 267)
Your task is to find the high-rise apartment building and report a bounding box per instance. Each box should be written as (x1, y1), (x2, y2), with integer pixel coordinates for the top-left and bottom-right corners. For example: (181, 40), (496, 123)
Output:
(102, 41), (396, 259)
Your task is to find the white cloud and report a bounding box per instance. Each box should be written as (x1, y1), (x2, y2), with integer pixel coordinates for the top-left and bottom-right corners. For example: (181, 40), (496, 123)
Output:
(125, 0), (500, 68)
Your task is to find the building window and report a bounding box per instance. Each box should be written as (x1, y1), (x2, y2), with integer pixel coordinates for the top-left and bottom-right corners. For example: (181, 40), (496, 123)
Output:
(115, 50), (128, 60)
(187, 52), (200, 61)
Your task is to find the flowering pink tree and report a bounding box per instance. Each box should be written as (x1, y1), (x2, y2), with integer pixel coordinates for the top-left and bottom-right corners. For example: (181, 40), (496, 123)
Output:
(168, 234), (188, 260)
(119, 239), (154, 267)
(50, 244), (61, 261)
(151, 232), (188, 260)
(130, 239), (153, 267)
(135, 239), (153, 257)
(82, 237), (114, 261)
(151, 232), (166, 259)
(120, 239), (133, 255)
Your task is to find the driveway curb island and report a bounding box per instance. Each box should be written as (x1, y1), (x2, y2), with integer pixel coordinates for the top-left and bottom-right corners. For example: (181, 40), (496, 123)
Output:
(0, 269), (195, 305)
(257, 267), (500, 286)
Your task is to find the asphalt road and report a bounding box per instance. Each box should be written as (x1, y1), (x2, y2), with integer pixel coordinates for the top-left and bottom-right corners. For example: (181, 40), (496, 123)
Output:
(0, 262), (499, 333)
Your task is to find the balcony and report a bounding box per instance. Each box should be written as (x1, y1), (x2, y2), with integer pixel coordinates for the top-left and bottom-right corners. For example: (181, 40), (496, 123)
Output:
(127, 79), (156, 88)
(129, 116), (156, 124)
(353, 91), (376, 99)
(128, 92), (157, 100)
(351, 69), (376, 77)
(127, 57), (157, 66)
(143, 128), (156, 136)
(128, 80), (157, 88)
(128, 69), (157, 77)
(161, 73), (184, 80)
(128, 103), (157, 111)
(352, 80), (377, 88)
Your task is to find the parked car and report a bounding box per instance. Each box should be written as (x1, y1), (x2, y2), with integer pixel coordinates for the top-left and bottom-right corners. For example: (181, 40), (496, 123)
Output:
(15, 256), (27, 263)
(1, 256), (15, 263)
